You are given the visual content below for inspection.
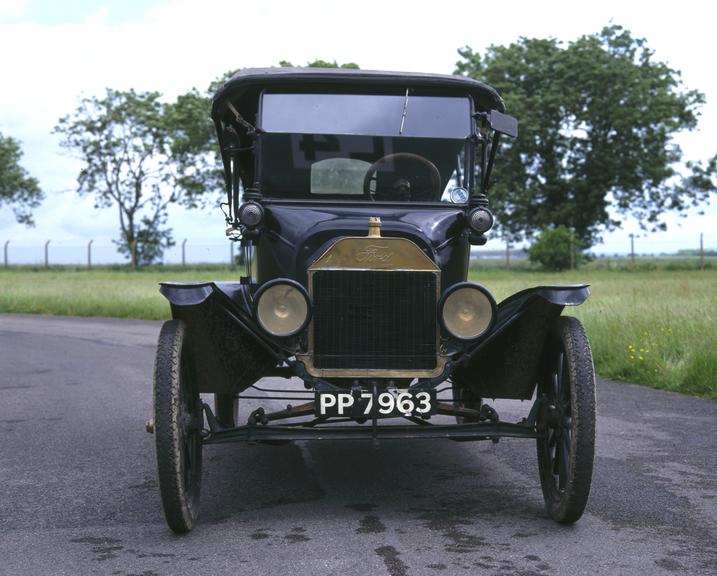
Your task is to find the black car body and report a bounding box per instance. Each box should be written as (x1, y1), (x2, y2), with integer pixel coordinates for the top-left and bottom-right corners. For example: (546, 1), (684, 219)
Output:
(151, 68), (596, 532)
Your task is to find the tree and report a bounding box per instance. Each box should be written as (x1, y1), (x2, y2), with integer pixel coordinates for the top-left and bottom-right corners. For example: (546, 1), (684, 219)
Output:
(54, 89), (218, 266)
(279, 59), (359, 69)
(528, 226), (584, 271)
(209, 59), (361, 93)
(681, 153), (717, 203)
(455, 25), (713, 246)
(0, 133), (43, 226)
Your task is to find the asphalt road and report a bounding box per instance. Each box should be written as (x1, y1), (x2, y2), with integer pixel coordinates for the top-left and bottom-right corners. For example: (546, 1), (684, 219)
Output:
(0, 314), (715, 576)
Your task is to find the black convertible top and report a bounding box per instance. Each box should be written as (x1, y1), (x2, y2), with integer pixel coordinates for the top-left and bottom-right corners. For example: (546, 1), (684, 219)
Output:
(211, 67), (506, 122)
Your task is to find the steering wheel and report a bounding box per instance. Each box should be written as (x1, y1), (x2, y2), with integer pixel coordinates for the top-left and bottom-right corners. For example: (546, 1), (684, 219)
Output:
(363, 153), (441, 200)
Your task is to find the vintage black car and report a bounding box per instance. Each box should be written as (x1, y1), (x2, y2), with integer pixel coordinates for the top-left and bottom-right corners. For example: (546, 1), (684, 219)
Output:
(151, 68), (595, 533)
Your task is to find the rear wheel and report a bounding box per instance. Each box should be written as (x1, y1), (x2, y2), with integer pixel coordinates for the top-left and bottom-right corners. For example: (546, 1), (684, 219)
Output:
(452, 384), (481, 424)
(154, 320), (203, 533)
(536, 316), (595, 524)
(214, 393), (238, 428)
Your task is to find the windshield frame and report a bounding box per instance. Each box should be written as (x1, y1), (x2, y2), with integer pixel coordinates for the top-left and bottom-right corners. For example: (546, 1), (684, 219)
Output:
(253, 89), (477, 205)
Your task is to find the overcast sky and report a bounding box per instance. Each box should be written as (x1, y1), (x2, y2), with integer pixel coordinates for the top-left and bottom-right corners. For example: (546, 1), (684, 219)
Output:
(0, 0), (714, 257)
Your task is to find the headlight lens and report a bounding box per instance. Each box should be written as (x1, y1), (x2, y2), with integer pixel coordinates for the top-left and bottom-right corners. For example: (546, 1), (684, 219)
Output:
(254, 280), (311, 337)
(440, 283), (496, 340)
(467, 207), (494, 234)
(238, 201), (264, 228)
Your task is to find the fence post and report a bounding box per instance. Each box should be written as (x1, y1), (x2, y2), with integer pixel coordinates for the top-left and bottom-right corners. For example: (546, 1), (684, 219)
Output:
(44, 240), (50, 269)
(87, 239), (93, 269)
(3, 240), (8, 267)
(629, 234), (635, 268)
(700, 233), (704, 271)
(182, 238), (187, 269)
(505, 237), (511, 268)
(569, 229), (575, 270)
(230, 241), (235, 269)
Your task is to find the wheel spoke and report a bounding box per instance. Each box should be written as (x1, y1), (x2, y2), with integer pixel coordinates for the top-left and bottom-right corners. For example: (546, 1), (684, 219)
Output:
(562, 428), (571, 450)
(184, 430), (199, 488)
(557, 435), (569, 488)
(183, 440), (191, 485)
(556, 351), (565, 397)
(552, 442), (559, 477)
(551, 372), (559, 402)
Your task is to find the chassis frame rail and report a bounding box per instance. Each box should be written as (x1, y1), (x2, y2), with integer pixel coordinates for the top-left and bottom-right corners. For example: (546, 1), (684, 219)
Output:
(202, 420), (537, 444)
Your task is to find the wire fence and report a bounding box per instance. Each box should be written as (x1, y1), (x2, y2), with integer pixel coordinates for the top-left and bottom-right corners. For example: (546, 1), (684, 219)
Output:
(1, 239), (238, 268)
(1, 234), (714, 269)
(473, 233), (716, 269)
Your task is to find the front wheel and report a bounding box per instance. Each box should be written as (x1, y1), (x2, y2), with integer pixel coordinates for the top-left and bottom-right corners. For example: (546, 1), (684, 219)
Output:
(536, 316), (596, 524)
(154, 319), (203, 533)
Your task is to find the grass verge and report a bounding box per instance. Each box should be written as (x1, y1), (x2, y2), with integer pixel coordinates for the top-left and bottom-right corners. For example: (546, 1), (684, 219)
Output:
(468, 266), (716, 400)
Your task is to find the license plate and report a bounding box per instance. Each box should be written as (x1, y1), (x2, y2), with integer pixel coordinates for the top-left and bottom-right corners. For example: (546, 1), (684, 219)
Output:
(315, 389), (437, 418)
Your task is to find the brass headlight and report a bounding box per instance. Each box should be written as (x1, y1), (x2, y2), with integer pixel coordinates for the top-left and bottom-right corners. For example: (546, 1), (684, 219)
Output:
(439, 283), (496, 340)
(254, 279), (311, 337)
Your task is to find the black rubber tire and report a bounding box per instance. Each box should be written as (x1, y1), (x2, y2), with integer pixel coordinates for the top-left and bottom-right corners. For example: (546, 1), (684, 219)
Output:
(153, 319), (202, 533)
(214, 393), (238, 428)
(536, 316), (596, 524)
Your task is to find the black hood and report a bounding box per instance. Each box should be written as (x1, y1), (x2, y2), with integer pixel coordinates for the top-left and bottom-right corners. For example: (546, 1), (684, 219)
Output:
(255, 202), (470, 290)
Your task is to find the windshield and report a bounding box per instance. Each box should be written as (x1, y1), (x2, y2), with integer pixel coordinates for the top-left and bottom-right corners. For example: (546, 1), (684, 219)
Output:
(257, 92), (473, 201)
(261, 92), (471, 138)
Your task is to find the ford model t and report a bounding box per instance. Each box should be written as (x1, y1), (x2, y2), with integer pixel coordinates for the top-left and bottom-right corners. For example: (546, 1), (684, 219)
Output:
(151, 68), (595, 532)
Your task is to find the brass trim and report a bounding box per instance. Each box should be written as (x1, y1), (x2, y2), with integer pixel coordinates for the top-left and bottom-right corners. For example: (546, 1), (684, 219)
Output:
(298, 353), (448, 379)
(368, 216), (382, 238)
(305, 229), (442, 378)
(309, 237), (439, 272)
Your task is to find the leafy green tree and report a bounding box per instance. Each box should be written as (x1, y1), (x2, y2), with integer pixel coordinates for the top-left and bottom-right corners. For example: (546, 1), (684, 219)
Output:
(528, 226), (584, 271)
(456, 25), (713, 246)
(54, 89), (218, 267)
(681, 153), (717, 203)
(167, 88), (225, 206)
(279, 59), (360, 69)
(0, 133), (43, 226)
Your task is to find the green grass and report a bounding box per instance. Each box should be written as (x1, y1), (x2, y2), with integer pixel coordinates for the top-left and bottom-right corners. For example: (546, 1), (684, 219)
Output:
(468, 265), (717, 400)
(0, 265), (230, 320)
(1, 264), (715, 399)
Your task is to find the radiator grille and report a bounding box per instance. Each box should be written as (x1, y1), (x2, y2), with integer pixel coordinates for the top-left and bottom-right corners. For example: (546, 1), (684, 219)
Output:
(312, 270), (437, 370)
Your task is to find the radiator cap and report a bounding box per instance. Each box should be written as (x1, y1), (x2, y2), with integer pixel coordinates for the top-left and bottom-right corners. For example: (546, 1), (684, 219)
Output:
(368, 216), (382, 237)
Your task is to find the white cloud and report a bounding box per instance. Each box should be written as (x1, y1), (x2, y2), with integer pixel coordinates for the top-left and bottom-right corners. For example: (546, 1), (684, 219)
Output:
(83, 5), (111, 26)
(0, 0), (25, 18)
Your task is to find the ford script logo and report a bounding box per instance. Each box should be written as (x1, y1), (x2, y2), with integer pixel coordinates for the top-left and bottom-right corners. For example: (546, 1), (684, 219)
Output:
(355, 245), (394, 263)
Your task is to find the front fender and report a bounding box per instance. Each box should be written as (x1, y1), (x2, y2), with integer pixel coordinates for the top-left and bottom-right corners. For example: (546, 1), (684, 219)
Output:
(159, 282), (280, 394)
(452, 284), (590, 400)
